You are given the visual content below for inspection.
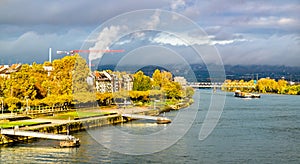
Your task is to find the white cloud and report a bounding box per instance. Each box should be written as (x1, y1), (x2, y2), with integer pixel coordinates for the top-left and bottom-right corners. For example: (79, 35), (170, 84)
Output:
(152, 33), (188, 46)
(151, 32), (247, 46)
(211, 38), (247, 45)
(146, 10), (161, 29)
(88, 25), (126, 61)
(247, 17), (298, 26)
(170, 0), (186, 10)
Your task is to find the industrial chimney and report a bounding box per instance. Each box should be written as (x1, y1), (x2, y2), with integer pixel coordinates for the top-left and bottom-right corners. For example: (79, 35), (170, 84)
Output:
(49, 48), (52, 63)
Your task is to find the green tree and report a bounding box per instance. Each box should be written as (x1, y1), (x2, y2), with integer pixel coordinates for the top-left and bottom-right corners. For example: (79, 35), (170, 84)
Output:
(185, 87), (195, 98)
(73, 54), (90, 93)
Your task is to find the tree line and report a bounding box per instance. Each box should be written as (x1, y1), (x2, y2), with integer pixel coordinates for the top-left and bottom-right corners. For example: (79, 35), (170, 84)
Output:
(0, 54), (91, 112)
(222, 78), (300, 95)
(0, 54), (194, 113)
(96, 69), (194, 106)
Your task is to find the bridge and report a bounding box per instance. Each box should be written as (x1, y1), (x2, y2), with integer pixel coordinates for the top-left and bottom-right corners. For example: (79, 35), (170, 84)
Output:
(188, 82), (223, 88)
(121, 114), (171, 124)
(187, 82), (256, 89)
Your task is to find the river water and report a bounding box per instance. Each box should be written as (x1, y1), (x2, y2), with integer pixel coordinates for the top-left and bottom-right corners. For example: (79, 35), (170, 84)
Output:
(0, 90), (299, 163)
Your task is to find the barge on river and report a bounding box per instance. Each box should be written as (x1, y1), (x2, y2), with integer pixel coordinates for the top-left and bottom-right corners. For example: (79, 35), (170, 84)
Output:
(234, 90), (260, 98)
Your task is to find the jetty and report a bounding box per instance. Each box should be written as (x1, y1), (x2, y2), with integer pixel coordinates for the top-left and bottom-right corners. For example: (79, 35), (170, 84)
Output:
(1, 128), (80, 147)
(121, 113), (171, 124)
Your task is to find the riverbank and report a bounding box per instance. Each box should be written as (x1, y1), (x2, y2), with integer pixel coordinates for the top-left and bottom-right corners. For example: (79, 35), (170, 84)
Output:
(0, 106), (167, 145)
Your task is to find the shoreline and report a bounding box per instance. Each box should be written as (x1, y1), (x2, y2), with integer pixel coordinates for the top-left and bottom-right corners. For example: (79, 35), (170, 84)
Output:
(0, 106), (169, 145)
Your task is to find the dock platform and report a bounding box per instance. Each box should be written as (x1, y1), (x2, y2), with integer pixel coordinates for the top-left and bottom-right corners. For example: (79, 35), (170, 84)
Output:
(121, 114), (171, 124)
(1, 128), (80, 147)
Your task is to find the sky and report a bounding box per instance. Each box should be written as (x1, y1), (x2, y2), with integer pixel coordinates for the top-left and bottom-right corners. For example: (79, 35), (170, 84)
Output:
(0, 0), (299, 66)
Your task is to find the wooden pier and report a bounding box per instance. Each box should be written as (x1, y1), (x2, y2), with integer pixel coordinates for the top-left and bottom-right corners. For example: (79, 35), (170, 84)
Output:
(121, 114), (171, 124)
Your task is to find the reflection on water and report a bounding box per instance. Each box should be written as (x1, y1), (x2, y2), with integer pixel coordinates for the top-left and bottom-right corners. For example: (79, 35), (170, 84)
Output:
(1, 90), (299, 163)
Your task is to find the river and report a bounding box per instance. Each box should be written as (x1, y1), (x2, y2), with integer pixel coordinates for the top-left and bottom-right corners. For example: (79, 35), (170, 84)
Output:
(0, 90), (299, 163)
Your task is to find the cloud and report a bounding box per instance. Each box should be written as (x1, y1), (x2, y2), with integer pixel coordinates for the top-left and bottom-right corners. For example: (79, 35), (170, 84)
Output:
(218, 34), (300, 66)
(151, 33), (189, 46)
(88, 25), (126, 61)
(170, 0), (186, 10)
(0, 0), (170, 26)
(146, 10), (161, 29)
(0, 29), (88, 64)
(151, 32), (247, 46)
(0, 0), (299, 66)
(243, 16), (298, 27)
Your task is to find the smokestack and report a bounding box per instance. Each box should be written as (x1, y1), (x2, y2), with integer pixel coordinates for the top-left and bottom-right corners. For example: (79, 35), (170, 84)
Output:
(49, 48), (52, 63)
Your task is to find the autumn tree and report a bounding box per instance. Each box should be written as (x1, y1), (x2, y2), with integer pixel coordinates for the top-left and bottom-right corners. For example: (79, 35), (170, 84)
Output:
(256, 78), (278, 93)
(277, 79), (287, 94)
(133, 71), (151, 91)
(163, 81), (182, 99)
(152, 69), (163, 89)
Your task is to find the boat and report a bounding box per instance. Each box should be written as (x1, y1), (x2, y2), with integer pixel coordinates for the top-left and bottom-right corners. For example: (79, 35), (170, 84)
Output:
(234, 90), (260, 98)
(60, 138), (80, 148)
(156, 117), (171, 124)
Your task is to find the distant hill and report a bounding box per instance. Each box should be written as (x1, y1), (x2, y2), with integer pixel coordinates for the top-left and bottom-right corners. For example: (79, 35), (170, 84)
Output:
(224, 65), (300, 82)
(97, 64), (300, 82)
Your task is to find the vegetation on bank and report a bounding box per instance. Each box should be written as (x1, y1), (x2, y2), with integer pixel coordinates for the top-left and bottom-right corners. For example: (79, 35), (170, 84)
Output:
(222, 78), (300, 95)
(0, 54), (194, 113)
(0, 121), (47, 129)
(43, 111), (114, 120)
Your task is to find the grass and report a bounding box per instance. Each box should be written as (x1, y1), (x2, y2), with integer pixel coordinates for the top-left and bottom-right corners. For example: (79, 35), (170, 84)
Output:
(43, 111), (114, 120)
(0, 121), (46, 129)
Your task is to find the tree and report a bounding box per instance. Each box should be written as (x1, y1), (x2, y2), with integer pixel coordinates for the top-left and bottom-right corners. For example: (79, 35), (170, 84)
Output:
(185, 87), (195, 98)
(129, 91), (150, 102)
(133, 71), (151, 91)
(152, 69), (162, 89)
(0, 76), (5, 97)
(96, 92), (113, 105)
(5, 96), (20, 113)
(256, 78), (278, 93)
(277, 79), (287, 94)
(72, 54), (91, 93)
(163, 81), (182, 99)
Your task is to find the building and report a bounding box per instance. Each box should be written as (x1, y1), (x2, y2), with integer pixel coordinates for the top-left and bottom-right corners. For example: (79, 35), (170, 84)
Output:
(174, 76), (187, 86)
(43, 66), (53, 76)
(0, 64), (22, 78)
(0, 65), (9, 78)
(94, 71), (113, 93)
(94, 71), (133, 93)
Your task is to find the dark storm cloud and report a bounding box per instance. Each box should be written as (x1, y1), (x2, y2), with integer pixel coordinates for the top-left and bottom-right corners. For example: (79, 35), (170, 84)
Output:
(0, 0), (299, 66)
(0, 0), (169, 26)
